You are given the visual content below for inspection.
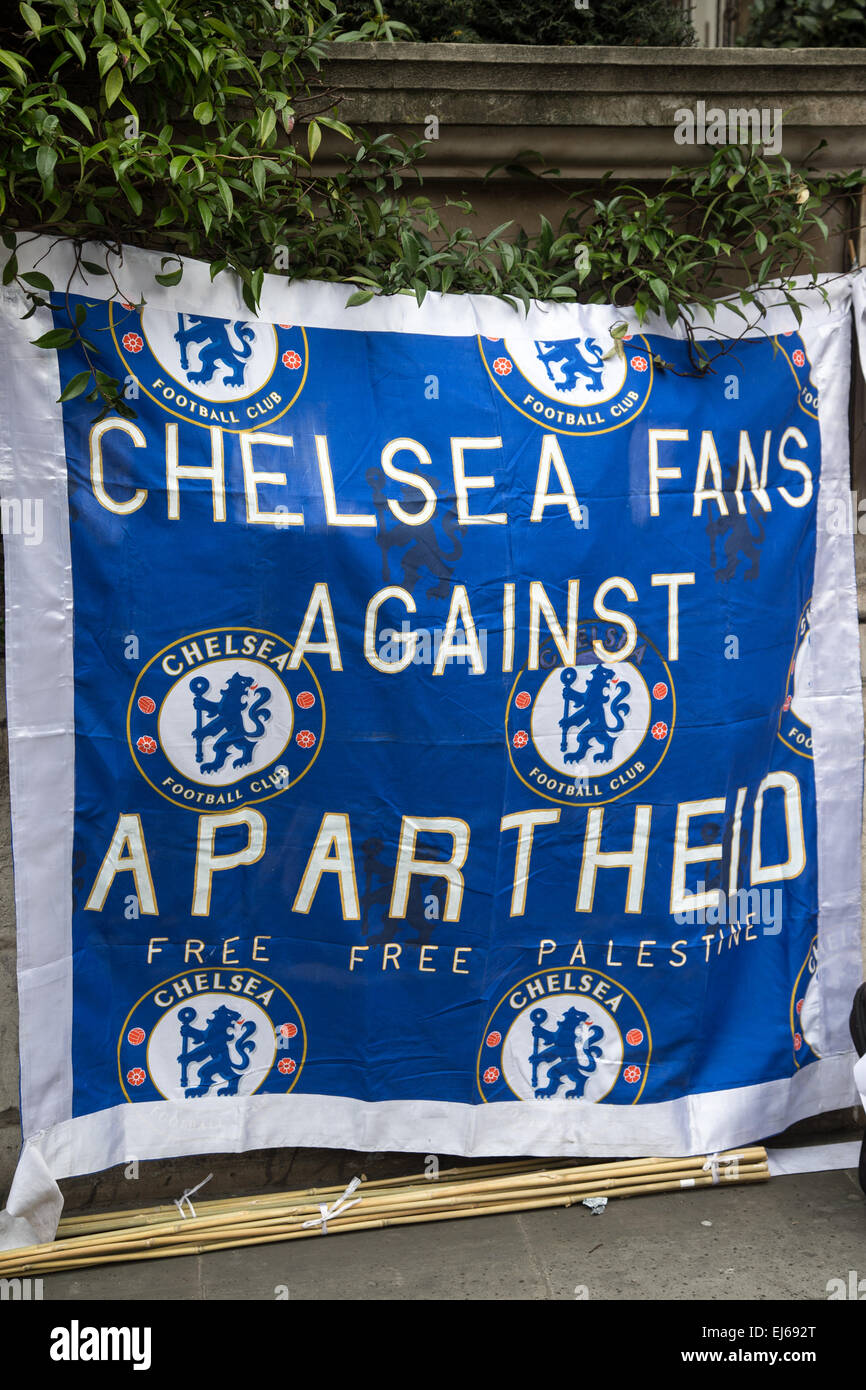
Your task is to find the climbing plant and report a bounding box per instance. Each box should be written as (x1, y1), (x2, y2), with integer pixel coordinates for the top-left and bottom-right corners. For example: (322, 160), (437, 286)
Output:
(0, 0), (862, 413)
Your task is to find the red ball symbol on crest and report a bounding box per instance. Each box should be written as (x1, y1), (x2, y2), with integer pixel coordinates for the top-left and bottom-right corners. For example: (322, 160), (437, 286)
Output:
(296, 691), (315, 710)
(137, 695), (156, 714)
(652, 683), (668, 700)
(486, 1031), (501, 1047)
(126, 1067), (146, 1086)
(122, 332), (143, 353)
(631, 355), (648, 372)
(127, 1027), (146, 1046)
(515, 691), (531, 710)
(483, 1066), (500, 1084)
(512, 730), (529, 749)
(278, 1058), (296, 1075)
(625, 1028), (643, 1047)
(493, 357), (512, 376)
(136, 735), (157, 754)
(623, 1065), (641, 1084)
(282, 350), (302, 369)
(651, 722), (668, 740)
(278, 1022), (298, 1038)
(296, 729), (316, 749)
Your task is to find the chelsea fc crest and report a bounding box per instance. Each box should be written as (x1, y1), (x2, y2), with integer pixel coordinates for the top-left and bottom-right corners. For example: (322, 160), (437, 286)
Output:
(478, 969), (651, 1104)
(110, 303), (307, 431)
(128, 627), (324, 811)
(507, 629), (675, 807)
(479, 331), (653, 435)
(790, 935), (821, 1068)
(778, 600), (814, 760)
(119, 969), (306, 1102)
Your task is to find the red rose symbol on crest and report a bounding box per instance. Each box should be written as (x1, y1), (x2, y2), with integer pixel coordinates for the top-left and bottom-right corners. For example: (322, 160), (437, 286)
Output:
(794, 1033), (802, 1051)
(278, 1058), (296, 1075)
(122, 333), (143, 353)
(483, 1066), (500, 1084)
(492, 357), (512, 376)
(512, 731), (529, 749)
(783, 695), (792, 712)
(652, 683), (668, 700)
(137, 695), (156, 715)
(631, 355), (648, 372)
(278, 323), (293, 329)
(623, 1065), (641, 1084)
(136, 735), (157, 754)
(296, 729), (316, 749)
(796, 998), (803, 1015)
(127, 1067), (146, 1086)
(486, 1031), (501, 1047)
(651, 722), (668, 740)
(792, 349), (806, 368)
(515, 691), (531, 710)
(625, 1028), (643, 1046)
(296, 691), (315, 710)
(282, 350), (302, 369)
(127, 1027), (145, 1046)
(279, 1022), (298, 1039)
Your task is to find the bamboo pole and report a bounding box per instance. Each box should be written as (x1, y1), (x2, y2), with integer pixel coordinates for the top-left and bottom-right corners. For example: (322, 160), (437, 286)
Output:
(0, 1156), (769, 1276)
(8, 1153), (768, 1265)
(0, 1166), (770, 1277)
(9, 1161), (769, 1269)
(54, 1148), (767, 1237)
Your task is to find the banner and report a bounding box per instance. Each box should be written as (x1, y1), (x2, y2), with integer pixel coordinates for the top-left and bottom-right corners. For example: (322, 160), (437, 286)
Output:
(1, 243), (862, 1246)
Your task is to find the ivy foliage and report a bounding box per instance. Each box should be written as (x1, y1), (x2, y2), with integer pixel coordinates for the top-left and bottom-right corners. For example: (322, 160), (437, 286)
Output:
(338, 0), (695, 46)
(0, 1), (862, 414)
(741, 0), (866, 47)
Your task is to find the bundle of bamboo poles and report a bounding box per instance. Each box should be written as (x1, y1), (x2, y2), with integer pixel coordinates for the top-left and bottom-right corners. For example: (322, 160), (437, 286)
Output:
(0, 1147), (768, 1277)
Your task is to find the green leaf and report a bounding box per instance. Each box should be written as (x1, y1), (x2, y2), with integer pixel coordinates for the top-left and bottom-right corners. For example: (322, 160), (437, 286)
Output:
(104, 67), (123, 109)
(36, 144), (57, 184)
(345, 289), (374, 307)
(2, 252), (17, 285)
(216, 176), (233, 219)
(31, 327), (75, 348)
(57, 369), (93, 403)
(97, 43), (118, 79)
(258, 107), (276, 145)
(20, 3), (41, 36)
(65, 30), (87, 65)
(193, 101), (213, 125)
(21, 270), (54, 290)
(0, 49), (28, 84)
(307, 120), (321, 161)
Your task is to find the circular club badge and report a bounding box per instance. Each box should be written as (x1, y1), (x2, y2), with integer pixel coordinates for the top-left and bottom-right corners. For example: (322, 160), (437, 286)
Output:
(778, 600), (814, 761)
(775, 334), (818, 420)
(119, 969), (306, 1102)
(478, 969), (650, 1104)
(478, 331), (652, 435)
(507, 633), (674, 807)
(110, 303), (307, 431)
(128, 627), (324, 811)
(790, 936), (821, 1068)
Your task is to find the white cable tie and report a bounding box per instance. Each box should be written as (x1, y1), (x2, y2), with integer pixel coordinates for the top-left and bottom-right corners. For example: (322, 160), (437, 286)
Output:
(702, 1153), (721, 1185)
(301, 1176), (363, 1234)
(174, 1172), (214, 1219)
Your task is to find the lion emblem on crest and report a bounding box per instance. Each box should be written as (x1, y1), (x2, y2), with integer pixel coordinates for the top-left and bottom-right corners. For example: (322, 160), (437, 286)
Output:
(560, 664), (631, 765)
(530, 1006), (605, 1099)
(178, 1004), (257, 1097)
(174, 313), (256, 386)
(535, 337), (606, 394)
(190, 672), (272, 773)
